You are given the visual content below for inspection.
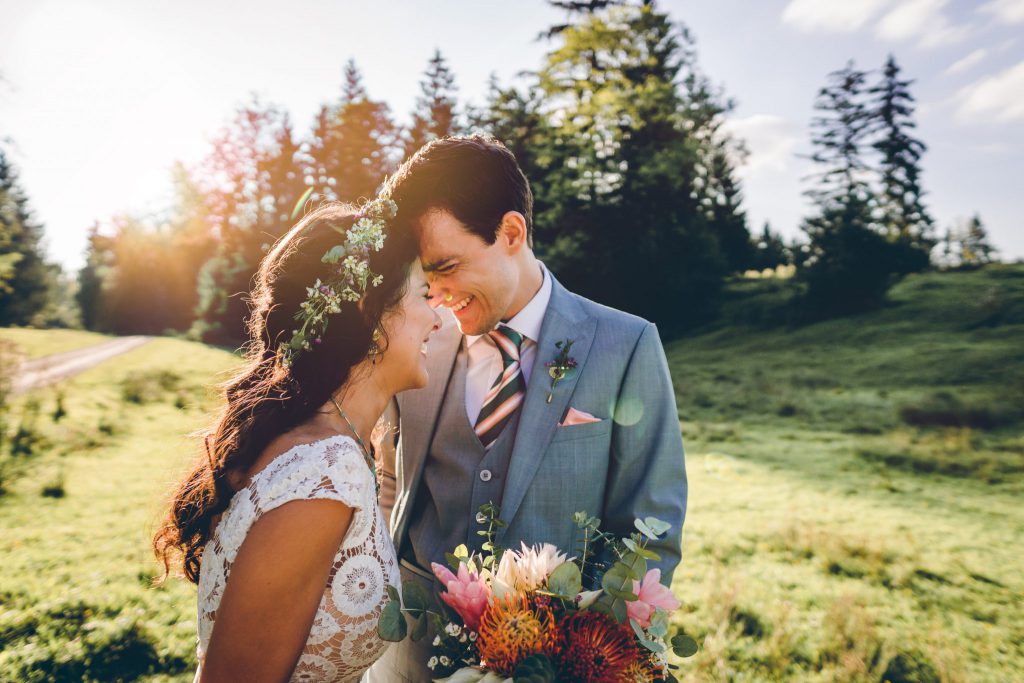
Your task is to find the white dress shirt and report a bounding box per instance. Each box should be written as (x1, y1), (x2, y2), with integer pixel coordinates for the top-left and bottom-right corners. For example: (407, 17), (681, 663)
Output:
(464, 264), (552, 425)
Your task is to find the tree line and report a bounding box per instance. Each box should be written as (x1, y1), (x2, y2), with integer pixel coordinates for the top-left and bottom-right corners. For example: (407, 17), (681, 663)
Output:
(1, 0), (1001, 341)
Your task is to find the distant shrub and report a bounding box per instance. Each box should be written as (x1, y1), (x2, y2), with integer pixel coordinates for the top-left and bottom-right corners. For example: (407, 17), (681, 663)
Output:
(10, 399), (45, 457)
(120, 370), (182, 405)
(881, 651), (940, 683)
(900, 392), (1020, 430)
(51, 392), (67, 423)
(41, 469), (65, 498)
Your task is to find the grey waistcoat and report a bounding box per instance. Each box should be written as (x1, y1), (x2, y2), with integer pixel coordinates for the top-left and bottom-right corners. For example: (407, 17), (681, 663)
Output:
(404, 342), (520, 570)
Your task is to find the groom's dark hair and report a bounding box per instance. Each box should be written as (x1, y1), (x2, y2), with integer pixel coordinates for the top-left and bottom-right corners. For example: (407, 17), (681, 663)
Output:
(383, 135), (534, 247)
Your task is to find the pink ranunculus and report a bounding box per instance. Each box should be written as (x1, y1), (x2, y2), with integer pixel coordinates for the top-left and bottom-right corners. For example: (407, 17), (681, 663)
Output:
(626, 568), (681, 628)
(431, 561), (491, 632)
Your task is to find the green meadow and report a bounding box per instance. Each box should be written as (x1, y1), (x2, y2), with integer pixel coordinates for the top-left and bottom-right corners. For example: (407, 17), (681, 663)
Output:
(1, 264), (1022, 682)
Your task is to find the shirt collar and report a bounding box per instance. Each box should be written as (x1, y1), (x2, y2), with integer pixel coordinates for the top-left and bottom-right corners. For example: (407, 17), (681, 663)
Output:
(466, 262), (552, 347)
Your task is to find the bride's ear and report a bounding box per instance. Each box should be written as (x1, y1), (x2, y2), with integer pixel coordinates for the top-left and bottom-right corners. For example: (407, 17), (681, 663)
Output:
(498, 211), (528, 252)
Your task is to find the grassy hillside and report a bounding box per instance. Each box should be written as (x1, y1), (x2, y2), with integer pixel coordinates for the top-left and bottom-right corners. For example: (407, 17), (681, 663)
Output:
(0, 265), (1021, 681)
(0, 338), (239, 682)
(667, 264), (1023, 681)
(0, 328), (114, 359)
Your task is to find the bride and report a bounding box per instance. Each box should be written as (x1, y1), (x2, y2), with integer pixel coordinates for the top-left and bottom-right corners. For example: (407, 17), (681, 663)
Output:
(153, 199), (440, 682)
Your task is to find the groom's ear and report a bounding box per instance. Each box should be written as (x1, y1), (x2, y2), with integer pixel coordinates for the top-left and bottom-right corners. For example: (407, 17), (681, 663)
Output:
(497, 211), (529, 252)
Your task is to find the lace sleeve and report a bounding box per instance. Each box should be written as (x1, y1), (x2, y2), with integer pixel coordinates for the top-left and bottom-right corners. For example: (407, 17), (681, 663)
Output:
(252, 436), (373, 523)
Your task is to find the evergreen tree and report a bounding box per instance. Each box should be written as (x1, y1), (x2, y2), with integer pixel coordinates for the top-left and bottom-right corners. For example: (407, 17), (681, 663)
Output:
(868, 55), (933, 269)
(798, 60), (921, 316)
(76, 223), (109, 331)
(752, 222), (790, 270)
(958, 213), (997, 266)
(807, 61), (873, 204)
(306, 60), (395, 204)
(527, 1), (734, 330)
(0, 150), (50, 326)
(403, 50), (461, 159)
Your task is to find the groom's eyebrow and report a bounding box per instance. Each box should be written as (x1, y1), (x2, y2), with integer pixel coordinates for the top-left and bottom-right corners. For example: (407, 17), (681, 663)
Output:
(422, 257), (454, 274)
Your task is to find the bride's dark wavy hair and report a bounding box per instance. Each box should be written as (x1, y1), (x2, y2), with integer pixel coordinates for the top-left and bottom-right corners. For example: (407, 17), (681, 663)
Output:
(153, 202), (417, 583)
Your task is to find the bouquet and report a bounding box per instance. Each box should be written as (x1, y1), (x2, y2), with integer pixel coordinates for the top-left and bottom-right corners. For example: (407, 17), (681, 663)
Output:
(377, 504), (698, 682)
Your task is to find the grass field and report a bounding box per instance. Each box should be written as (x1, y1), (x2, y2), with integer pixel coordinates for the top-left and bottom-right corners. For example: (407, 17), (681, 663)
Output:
(0, 328), (114, 360)
(1, 264), (1022, 681)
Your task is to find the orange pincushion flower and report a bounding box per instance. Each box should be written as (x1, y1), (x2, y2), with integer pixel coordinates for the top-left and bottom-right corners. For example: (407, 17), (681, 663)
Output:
(475, 594), (558, 676)
(556, 611), (643, 682)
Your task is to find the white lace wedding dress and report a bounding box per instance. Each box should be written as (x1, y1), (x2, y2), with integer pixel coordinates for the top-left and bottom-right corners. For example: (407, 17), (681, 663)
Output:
(194, 434), (399, 682)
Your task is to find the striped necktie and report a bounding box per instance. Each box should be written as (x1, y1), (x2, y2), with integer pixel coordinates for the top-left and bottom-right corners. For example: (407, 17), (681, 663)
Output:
(474, 324), (527, 449)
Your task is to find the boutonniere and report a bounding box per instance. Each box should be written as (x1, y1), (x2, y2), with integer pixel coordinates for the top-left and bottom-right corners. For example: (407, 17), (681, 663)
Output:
(545, 338), (578, 403)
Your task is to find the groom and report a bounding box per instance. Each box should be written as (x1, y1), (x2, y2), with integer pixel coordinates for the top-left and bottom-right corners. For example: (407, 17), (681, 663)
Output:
(367, 136), (686, 682)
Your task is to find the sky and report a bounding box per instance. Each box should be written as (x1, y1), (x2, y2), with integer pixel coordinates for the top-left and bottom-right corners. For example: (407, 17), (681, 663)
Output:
(1, 0), (1021, 271)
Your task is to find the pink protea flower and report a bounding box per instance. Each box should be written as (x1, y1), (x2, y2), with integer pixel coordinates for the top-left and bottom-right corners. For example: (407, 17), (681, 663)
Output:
(432, 561), (491, 632)
(626, 568), (681, 628)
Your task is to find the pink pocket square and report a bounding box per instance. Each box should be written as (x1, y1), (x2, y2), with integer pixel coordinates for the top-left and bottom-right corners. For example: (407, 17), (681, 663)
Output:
(559, 407), (602, 427)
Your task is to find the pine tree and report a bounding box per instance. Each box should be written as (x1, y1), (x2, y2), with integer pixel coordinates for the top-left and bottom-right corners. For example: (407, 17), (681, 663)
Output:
(306, 60), (395, 203)
(958, 213), (997, 266)
(527, 2), (734, 330)
(799, 60), (922, 316)
(403, 50), (461, 160)
(868, 55), (933, 267)
(0, 150), (50, 326)
(752, 222), (790, 270)
(807, 61), (873, 204)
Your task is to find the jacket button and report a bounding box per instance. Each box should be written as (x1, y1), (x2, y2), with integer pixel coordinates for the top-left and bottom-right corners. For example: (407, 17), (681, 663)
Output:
(479, 469), (492, 482)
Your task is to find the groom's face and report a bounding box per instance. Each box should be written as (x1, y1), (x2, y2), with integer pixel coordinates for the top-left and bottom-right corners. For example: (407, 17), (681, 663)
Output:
(417, 209), (520, 336)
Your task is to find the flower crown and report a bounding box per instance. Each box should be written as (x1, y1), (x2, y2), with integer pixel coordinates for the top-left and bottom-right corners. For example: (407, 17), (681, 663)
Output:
(280, 197), (397, 366)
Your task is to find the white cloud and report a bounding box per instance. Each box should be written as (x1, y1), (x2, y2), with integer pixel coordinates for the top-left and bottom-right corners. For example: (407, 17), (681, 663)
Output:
(944, 48), (989, 76)
(721, 114), (801, 176)
(781, 0), (892, 33)
(955, 60), (1024, 123)
(876, 0), (970, 47)
(980, 0), (1024, 24)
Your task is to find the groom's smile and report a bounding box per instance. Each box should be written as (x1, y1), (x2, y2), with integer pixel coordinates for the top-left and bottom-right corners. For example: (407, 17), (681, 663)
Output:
(416, 209), (526, 337)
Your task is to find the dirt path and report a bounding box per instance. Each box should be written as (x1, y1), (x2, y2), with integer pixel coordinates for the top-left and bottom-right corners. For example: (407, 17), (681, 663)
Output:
(12, 336), (152, 394)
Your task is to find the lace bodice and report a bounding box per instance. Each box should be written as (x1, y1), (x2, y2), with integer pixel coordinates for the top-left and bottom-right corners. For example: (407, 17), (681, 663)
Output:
(195, 435), (399, 682)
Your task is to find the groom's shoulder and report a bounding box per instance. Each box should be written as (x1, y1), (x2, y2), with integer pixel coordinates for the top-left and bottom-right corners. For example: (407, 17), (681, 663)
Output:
(563, 287), (652, 339)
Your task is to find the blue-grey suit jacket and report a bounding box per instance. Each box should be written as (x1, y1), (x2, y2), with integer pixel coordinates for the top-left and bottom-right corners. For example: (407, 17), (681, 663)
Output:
(390, 271), (687, 581)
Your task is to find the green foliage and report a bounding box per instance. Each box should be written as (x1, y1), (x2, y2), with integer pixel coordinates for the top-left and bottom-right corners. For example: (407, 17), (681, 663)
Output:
(120, 370), (182, 405)
(668, 265), (1022, 680)
(404, 50), (462, 160)
(0, 150), (51, 326)
(474, 3), (746, 333)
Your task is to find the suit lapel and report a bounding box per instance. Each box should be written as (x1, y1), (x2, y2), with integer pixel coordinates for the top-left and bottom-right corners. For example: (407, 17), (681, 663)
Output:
(500, 276), (596, 529)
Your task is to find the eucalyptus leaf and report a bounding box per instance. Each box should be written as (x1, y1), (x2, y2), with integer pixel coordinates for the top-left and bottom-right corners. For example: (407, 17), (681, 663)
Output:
(643, 517), (672, 536)
(611, 597), (628, 623)
(649, 608), (670, 639)
(321, 245), (347, 264)
(671, 632), (699, 658)
(411, 613), (428, 642)
(403, 581), (429, 613)
(386, 584), (400, 602)
(634, 518), (658, 540)
(377, 599), (407, 641)
(605, 586), (639, 602)
(547, 562), (582, 599)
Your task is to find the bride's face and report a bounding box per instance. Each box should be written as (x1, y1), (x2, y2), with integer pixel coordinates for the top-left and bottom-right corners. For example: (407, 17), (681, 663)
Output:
(375, 261), (441, 392)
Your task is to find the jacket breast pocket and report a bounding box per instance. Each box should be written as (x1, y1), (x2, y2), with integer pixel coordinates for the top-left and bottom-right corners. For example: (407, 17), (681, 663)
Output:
(550, 417), (612, 444)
